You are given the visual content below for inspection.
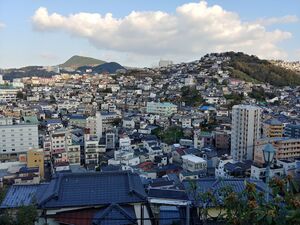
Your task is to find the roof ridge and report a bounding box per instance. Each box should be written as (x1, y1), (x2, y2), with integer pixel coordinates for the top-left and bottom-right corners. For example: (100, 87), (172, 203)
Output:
(96, 203), (136, 223)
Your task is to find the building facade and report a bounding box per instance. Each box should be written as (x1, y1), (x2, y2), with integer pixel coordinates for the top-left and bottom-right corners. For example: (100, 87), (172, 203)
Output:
(0, 122), (39, 161)
(146, 102), (177, 116)
(231, 105), (261, 161)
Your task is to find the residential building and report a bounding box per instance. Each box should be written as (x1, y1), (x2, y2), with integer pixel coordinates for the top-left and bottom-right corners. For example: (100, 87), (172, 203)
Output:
(27, 149), (44, 178)
(0, 120), (39, 161)
(0, 86), (19, 102)
(181, 154), (207, 172)
(263, 118), (283, 138)
(106, 131), (116, 150)
(146, 102), (177, 116)
(284, 123), (300, 138)
(254, 138), (300, 164)
(231, 105), (261, 161)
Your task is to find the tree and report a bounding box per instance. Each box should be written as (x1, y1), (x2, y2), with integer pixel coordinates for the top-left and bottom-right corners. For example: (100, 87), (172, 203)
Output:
(180, 86), (204, 107)
(16, 205), (38, 225)
(16, 91), (24, 100)
(152, 126), (184, 144)
(187, 176), (300, 225)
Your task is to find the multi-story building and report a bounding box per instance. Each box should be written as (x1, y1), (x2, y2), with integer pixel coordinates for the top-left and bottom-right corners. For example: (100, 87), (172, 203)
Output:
(181, 154), (207, 172)
(284, 123), (300, 138)
(254, 137), (300, 164)
(96, 111), (120, 139)
(84, 134), (104, 166)
(106, 132), (116, 150)
(263, 118), (283, 138)
(214, 130), (231, 150)
(27, 149), (44, 178)
(0, 118), (39, 161)
(0, 86), (20, 102)
(146, 102), (177, 116)
(231, 105), (261, 161)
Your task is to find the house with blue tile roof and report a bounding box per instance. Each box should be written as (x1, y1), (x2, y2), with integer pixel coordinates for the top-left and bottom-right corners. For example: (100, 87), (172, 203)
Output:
(1, 171), (152, 225)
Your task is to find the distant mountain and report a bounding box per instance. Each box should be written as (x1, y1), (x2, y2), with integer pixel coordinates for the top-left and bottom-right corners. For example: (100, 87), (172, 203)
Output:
(222, 52), (300, 86)
(77, 62), (126, 74)
(60, 55), (106, 69)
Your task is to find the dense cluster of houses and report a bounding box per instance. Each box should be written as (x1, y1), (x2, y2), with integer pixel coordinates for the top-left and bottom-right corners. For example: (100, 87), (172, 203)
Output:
(1, 53), (300, 224)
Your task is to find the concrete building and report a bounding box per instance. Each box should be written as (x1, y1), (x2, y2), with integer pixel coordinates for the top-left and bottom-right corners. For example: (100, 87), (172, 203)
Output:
(106, 132), (116, 150)
(231, 105), (261, 161)
(284, 123), (300, 138)
(27, 149), (44, 178)
(214, 130), (231, 150)
(159, 60), (173, 67)
(96, 111), (120, 139)
(0, 120), (39, 161)
(254, 137), (300, 164)
(0, 86), (20, 102)
(263, 118), (283, 138)
(181, 154), (207, 172)
(146, 102), (177, 116)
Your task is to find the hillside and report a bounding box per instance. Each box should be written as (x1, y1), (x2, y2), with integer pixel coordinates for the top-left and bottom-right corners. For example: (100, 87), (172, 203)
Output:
(60, 55), (106, 69)
(77, 62), (126, 74)
(222, 52), (300, 86)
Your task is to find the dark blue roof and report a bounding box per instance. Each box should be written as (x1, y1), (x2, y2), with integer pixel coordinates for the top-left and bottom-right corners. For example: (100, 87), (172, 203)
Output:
(148, 189), (188, 201)
(183, 178), (270, 206)
(38, 171), (147, 209)
(69, 114), (87, 120)
(93, 204), (137, 225)
(1, 184), (48, 209)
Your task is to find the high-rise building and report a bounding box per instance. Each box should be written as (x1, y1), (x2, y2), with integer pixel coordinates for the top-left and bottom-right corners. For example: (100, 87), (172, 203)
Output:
(231, 105), (261, 161)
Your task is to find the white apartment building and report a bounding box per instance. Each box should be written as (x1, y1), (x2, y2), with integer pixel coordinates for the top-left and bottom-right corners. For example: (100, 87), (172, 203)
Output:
(231, 105), (261, 161)
(0, 87), (20, 102)
(0, 121), (38, 161)
(146, 102), (177, 116)
(96, 111), (120, 139)
(182, 154), (207, 172)
(119, 135), (131, 150)
(84, 135), (105, 165)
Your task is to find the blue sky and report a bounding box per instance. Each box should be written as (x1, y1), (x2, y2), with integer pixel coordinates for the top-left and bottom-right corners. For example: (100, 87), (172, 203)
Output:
(0, 0), (299, 68)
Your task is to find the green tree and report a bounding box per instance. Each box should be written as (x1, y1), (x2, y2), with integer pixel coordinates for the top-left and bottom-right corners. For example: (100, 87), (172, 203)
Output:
(16, 91), (24, 100)
(180, 86), (204, 107)
(16, 205), (38, 225)
(152, 126), (184, 144)
(187, 176), (300, 225)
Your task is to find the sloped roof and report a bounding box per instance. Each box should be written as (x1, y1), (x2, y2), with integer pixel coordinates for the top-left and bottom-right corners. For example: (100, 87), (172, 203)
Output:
(183, 178), (270, 206)
(92, 204), (137, 225)
(0, 184), (48, 209)
(38, 171), (147, 209)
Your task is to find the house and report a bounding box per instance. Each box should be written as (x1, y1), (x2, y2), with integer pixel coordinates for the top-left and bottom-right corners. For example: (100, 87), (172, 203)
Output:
(1, 171), (151, 225)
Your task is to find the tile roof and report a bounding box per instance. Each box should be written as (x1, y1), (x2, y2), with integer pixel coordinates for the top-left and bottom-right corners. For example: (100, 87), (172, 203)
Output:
(1, 184), (48, 209)
(183, 178), (270, 206)
(38, 171), (147, 209)
(92, 204), (137, 225)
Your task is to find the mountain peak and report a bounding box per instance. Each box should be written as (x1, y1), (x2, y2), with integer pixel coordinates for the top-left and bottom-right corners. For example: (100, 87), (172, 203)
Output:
(60, 55), (106, 69)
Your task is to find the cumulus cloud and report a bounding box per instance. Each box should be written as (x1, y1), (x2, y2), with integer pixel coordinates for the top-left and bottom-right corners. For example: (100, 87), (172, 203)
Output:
(32, 1), (293, 62)
(256, 15), (299, 26)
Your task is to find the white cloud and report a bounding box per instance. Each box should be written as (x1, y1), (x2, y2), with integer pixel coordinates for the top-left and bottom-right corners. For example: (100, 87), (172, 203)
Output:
(32, 1), (293, 63)
(256, 15), (299, 26)
(0, 22), (6, 30)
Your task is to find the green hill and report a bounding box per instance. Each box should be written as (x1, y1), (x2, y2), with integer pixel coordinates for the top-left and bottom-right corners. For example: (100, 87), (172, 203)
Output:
(222, 52), (300, 86)
(60, 55), (106, 69)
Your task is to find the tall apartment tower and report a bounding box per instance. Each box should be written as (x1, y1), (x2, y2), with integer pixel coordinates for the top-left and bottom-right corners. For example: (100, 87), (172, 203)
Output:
(231, 105), (261, 161)
(96, 112), (103, 140)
